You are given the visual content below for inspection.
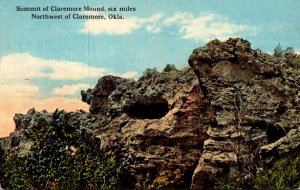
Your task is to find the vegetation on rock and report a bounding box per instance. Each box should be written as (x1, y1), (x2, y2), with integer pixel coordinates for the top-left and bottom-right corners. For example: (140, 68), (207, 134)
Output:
(0, 119), (121, 190)
(273, 43), (296, 58)
(135, 169), (184, 190)
(141, 67), (159, 79)
(163, 64), (178, 72)
(215, 155), (300, 190)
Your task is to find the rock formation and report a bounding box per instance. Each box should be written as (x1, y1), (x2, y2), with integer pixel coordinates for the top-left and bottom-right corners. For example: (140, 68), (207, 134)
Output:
(189, 38), (300, 189)
(1, 38), (299, 189)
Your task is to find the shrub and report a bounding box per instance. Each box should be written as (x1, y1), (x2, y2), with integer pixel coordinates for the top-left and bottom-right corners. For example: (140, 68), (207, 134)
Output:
(135, 169), (183, 190)
(274, 44), (296, 58)
(141, 68), (159, 79)
(214, 155), (300, 190)
(253, 156), (300, 189)
(0, 121), (121, 190)
(274, 43), (283, 58)
(286, 52), (300, 68)
(284, 47), (295, 55)
(163, 64), (177, 72)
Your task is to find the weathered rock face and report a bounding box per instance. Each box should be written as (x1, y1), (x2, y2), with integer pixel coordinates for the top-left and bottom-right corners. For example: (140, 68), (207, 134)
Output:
(1, 69), (214, 188)
(189, 38), (300, 189)
(81, 76), (133, 115)
(83, 69), (214, 188)
(1, 38), (299, 189)
(0, 109), (102, 158)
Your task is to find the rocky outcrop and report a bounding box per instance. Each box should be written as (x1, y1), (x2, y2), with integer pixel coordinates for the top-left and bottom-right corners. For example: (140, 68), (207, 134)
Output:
(1, 38), (299, 189)
(189, 38), (300, 189)
(81, 76), (133, 115)
(79, 69), (214, 188)
(1, 69), (214, 188)
(0, 108), (102, 158)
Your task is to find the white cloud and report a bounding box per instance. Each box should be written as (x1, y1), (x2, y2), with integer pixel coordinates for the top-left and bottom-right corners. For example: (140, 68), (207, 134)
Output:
(140, 12), (163, 23)
(0, 83), (39, 98)
(164, 12), (193, 26)
(163, 12), (256, 42)
(81, 17), (141, 35)
(80, 11), (254, 40)
(118, 71), (139, 79)
(0, 53), (140, 137)
(80, 12), (163, 35)
(0, 53), (106, 80)
(146, 25), (161, 33)
(106, 70), (139, 79)
(53, 83), (90, 96)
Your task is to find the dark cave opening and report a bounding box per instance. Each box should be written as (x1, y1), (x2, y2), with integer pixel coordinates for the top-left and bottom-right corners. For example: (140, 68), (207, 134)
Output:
(123, 95), (169, 119)
(266, 124), (287, 143)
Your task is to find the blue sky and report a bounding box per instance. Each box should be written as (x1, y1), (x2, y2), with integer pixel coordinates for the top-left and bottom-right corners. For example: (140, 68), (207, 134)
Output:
(0, 0), (299, 136)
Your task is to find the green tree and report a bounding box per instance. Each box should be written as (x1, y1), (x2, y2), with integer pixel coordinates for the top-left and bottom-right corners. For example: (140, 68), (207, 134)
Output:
(0, 121), (121, 190)
(141, 67), (159, 79)
(274, 43), (283, 58)
(274, 44), (296, 58)
(163, 64), (177, 72)
(284, 47), (295, 55)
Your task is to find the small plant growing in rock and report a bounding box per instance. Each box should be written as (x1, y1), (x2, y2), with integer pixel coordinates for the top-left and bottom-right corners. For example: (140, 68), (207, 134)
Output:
(135, 169), (184, 190)
(274, 43), (296, 58)
(163, 64), (178, 72)
(141, 68), (159, 79)
(135, 172), (152, 190)
(274, 43), (283, 58)
(285, 51), (300, 68)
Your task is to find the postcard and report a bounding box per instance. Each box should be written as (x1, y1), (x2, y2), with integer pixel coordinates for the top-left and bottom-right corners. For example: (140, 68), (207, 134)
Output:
(0, 0), (299, 189)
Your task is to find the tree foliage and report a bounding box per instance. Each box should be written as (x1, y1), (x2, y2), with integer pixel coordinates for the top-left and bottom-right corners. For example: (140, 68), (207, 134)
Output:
(163, 64), (177, 72)
(0, 120), (121, 190)
(135, 169), (184, 190)
(274, 43), (283, 58)
(274, 43), (296, 58)
(141, 67), (159, 79)
(215, 155), (300, 190)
